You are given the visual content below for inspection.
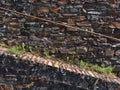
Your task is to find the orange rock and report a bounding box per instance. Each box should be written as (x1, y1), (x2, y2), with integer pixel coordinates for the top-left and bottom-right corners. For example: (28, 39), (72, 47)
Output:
(68, 18), (75, 25)
(50, 6), (58, 13)
(0, 84), (14, 90)
(105, 48), (114, 57)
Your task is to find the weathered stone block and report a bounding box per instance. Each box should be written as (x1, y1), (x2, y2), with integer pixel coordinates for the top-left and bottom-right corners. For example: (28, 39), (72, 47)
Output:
(105, 48), (114, 57)
(0, 84), (13, 90)
(76, 46), (88, 54)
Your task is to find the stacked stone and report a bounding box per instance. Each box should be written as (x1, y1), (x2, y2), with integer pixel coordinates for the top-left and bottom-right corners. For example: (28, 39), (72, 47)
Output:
(0, 47), (120, 90)
(0, 0), (120, 72)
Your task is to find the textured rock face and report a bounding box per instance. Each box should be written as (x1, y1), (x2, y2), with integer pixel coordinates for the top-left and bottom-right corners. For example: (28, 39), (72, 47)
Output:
(0, 84), (13, 90)
(0, 53), (119, 90)
(0, 0), (120, 73)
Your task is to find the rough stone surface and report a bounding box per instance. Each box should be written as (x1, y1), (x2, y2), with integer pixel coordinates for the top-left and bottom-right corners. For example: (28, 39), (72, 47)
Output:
(0, 0), (120, 89)
(0, 84), (13, 90)
(0, 47), (120, 86)
(0, 0), (119, 69)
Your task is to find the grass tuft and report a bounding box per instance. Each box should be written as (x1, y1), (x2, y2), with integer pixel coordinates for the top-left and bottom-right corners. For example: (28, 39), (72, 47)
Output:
(74, 60), (113, 75)
(9, 45), (26, 55)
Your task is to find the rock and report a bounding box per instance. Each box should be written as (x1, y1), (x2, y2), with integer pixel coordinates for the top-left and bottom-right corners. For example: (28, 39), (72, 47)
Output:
(76, 16), (86, 21)
(118, 86), (120, 90)
(52, 42), (63, 47)
(29, 0), (36, 3)
(103, 60), (111, 66)
(54, 62), (60, 68)
(76, 46), (88, 54)
(3, 17), (16, 23)
(67, 27), (78, 31)
(47, 61), (53, 66)
(0, 84), (14, 90)
(113, 65), (120, 72)
(68, 18), (75, 25)
(32, 7), (49, 14)
(58, 0), (67, 5)
(9, 22), (21, 28)
(105, 48), (114, 57)
(50, 6), (58, 13)
(115, 50), (120, 56)
(6, 39), (18, 46)
(50, 48), (58, 53)
(76, 22), (91, 27)
(7, 27), (20, 35)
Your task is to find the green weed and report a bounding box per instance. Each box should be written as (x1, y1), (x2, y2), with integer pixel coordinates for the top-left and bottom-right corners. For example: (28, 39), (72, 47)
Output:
(0, 42), (6, 47)
(9, 45), (26, 55)
(74, 60), (113, 75)
(43, 49), (51, 58)
(28, 46), (33, 53)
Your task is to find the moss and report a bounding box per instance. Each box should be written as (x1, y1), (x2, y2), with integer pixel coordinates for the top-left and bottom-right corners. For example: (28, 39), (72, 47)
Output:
(74, 60), (113, 75)
(9, 45), (26, 55)
(43, 49), (51, 58)
(7, 43), (114, 76)
(0, 42), (6, 47)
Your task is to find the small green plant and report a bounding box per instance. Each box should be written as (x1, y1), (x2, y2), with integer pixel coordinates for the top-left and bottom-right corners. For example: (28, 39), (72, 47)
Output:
(43, 49), (51, 58)
(90, 65), (113, 74)
(79, 60), (89, 69)
(9, 45), (26, 55)
(0, 42), (6, 47)
(74, 60), (113, 75)
(66, 56), (70, 63)
(22, 42), (25, 51)
(28, 46), (33, 53)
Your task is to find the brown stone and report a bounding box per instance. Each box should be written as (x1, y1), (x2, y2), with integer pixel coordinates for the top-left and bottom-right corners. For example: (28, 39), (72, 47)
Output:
(55, 37), (65, 41)
(3, 17), (16, 23)
(0, 84), (13, 90)
(58, 0), (67, 5)
(118, 85), (120, 90)
(33, 7), (49, 14)
(7, 27), (20, 35)
(76, 22), (91, 27)
(110, 4), (118, 8)
(9, 22), (21, 27)
(0, 13), (5, 17)
(112, 22), (120, 29)
(50, 6), (58, 13)
(76, 46), (88, 54)
(29, 0), (36, 3)
(6, 39), (18, 46)
(52, 42), (63, 47)
(105, 48), (114, 57)
(50, 48), (58, 53)
(107, 10), (119, 16)
(68, 18), (75, 25)
(67, 27), (78, 31)
(76, 16), (86, 21)
(116, 18), (120, 21)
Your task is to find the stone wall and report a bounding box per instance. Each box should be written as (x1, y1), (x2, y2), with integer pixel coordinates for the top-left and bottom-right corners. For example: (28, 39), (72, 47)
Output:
(0, 0), (120, 72)
(0, 50), (120, 90)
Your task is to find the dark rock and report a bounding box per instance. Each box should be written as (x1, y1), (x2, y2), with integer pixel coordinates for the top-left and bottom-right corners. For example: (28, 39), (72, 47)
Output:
(114, 65), (120, 72)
